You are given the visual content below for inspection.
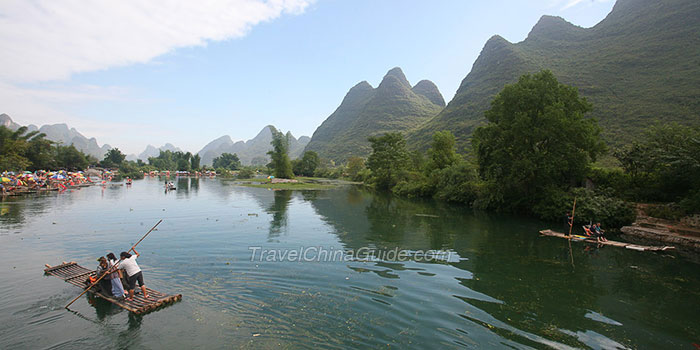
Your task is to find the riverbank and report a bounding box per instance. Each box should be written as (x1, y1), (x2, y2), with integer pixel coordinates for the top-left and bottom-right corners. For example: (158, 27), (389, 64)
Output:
(621, 204), (700, 253)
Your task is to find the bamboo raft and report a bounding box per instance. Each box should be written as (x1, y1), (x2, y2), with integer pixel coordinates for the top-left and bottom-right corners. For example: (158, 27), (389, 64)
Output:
(539, 229), (675, 252)
(44, 261), (182, 314)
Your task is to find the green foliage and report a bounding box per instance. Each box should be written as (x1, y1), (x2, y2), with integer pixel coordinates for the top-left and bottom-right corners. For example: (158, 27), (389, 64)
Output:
(267, 127), (294, 179)
(644, 204), (687, 221)
(427, 130), (459, 171)
(615, 124), (700, 203)
(237, 167), (255, 179)
(0, 126), (31, 170)
(472, 70), (606, 212)
(531, 187), (636, 229)
(118, 161), (145, 179)
(432, 161), (479, 204)
(346, 157), (366, 181)
(190, 153), (201, 170)
(102, 148), (126, 168)
(293, 151), (319, 177)
(213, 153), (241, 170)
(54, 145), (88, 170)
(149, 150), (194, 171)
(0, 125), (93, 171)
(367, 133), (410, 190)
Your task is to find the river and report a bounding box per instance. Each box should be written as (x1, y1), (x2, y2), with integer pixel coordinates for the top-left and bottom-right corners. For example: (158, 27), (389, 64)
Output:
(0, 177), (698, 349)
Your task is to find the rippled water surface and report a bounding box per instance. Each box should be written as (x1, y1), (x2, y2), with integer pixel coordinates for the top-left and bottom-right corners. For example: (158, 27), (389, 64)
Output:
(0, 178), (698, 349)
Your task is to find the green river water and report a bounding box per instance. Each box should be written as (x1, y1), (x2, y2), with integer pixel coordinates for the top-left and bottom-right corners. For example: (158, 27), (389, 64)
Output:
(0, 177), (698, 349)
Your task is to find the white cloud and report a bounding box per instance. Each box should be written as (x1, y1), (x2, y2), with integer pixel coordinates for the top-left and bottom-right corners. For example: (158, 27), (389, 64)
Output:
(0, 0), (312, 83)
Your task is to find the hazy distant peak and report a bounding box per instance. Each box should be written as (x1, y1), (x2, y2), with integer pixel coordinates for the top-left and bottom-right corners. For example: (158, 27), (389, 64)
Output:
(297, 135), (311, 143)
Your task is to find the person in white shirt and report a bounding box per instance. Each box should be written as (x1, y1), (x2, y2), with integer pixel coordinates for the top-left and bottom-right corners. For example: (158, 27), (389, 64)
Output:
(119, 249), (149, 300)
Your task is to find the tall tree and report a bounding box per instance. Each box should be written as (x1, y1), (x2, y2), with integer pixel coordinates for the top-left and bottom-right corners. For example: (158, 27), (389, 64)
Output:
(427, 130), (459, 171)
(213, 153), (241, 170)
(191, 154), (201, 170)
(267, 128), (294, 178)
(367, 132), (410, 190)
(472, 70), (606, 211)
(298, 151), (319, 177)
(102, 148), (126, 168)
(55, 145), (88, 170)
(346, 156), (366, 181)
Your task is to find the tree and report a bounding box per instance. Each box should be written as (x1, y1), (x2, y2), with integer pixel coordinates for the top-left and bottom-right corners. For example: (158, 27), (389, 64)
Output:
(472, 70), (606, 212)
(367, 132), (410, 190)
(55, 145), (88, 170)
(346, 156), (366, 181)
(615, 124), (700, 204)
(296, 151), (319, 177)
(191, 154), (201, 170)
(212, 153), (241, 170)
(267, 127), (294, 178)
(102, 148), (126, 168)
(427, 131), (459, 171)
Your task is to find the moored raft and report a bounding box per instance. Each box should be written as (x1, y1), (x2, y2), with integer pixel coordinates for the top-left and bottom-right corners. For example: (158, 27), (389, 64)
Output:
(539, 229), (675, 252)
(44, 261), (182, 315)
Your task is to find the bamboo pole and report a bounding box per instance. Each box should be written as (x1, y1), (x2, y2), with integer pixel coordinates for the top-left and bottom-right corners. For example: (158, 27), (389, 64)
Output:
(64, 219), (163, 309)
(568, 198), (577, 268)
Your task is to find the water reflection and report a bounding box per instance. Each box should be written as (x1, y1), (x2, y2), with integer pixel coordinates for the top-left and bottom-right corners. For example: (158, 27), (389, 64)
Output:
(266, 190), (292, 241)
(0, 180), (697, 349)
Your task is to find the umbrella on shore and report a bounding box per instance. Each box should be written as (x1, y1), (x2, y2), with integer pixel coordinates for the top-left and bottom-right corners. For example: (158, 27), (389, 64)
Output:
(50, 174), (65, 180)
(1, 177), (10, 183)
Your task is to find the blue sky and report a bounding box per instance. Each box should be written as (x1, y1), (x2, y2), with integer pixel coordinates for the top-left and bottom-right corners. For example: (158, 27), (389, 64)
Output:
(1, 0), (615, 155)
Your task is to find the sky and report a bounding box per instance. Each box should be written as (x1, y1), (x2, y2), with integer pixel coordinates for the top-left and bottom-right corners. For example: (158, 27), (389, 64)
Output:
(0, 0), (616, 155)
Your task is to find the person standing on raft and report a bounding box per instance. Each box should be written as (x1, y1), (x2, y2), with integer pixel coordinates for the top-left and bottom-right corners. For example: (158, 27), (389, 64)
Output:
(119, 249), (149, 300)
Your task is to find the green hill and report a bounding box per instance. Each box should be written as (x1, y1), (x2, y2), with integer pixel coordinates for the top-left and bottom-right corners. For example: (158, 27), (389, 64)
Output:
(408, 0), (700, 153)
(305, 67), (445, 163)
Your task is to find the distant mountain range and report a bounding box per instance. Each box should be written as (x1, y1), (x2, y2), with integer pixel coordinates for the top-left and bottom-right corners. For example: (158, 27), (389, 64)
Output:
(126, 143), (183, 161)
(304, 67), (445, 162)
(197, 125), (310, 166)
(1, 113), (111, 159)
(4, 0), (698, 165)
(407, 0), (700, 152)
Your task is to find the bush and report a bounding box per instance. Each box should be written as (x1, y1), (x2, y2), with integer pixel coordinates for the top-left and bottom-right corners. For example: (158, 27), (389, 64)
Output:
(680, 189), (700, 215)
(532, 187), (636, 229)
(644, 203), (686, 221)
(393, 172), (432, 198)
(433, 162), (479, 204)
(587, 167), (632, 198)
(237, 168), (254, 179)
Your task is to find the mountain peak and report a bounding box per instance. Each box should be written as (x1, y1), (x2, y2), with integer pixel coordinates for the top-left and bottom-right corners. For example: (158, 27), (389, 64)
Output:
(483, 35), (512, 50)
(526, 15), (581, 41)
(381, 67), (410, 87)
(412, 80), (446, 107)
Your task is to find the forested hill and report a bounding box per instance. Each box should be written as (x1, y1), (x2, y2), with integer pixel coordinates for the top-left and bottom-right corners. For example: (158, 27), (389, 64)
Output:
(304, 67), (445, 162)
(408, 0), (700, 153)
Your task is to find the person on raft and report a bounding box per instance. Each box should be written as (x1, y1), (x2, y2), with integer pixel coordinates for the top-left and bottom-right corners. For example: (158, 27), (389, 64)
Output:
(95, 257), (114, 296)
(107, 252), (126, 299)
(565, 212), (573, 236)
(593, 223), (608, 242)
(119, 249), (149, 300)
